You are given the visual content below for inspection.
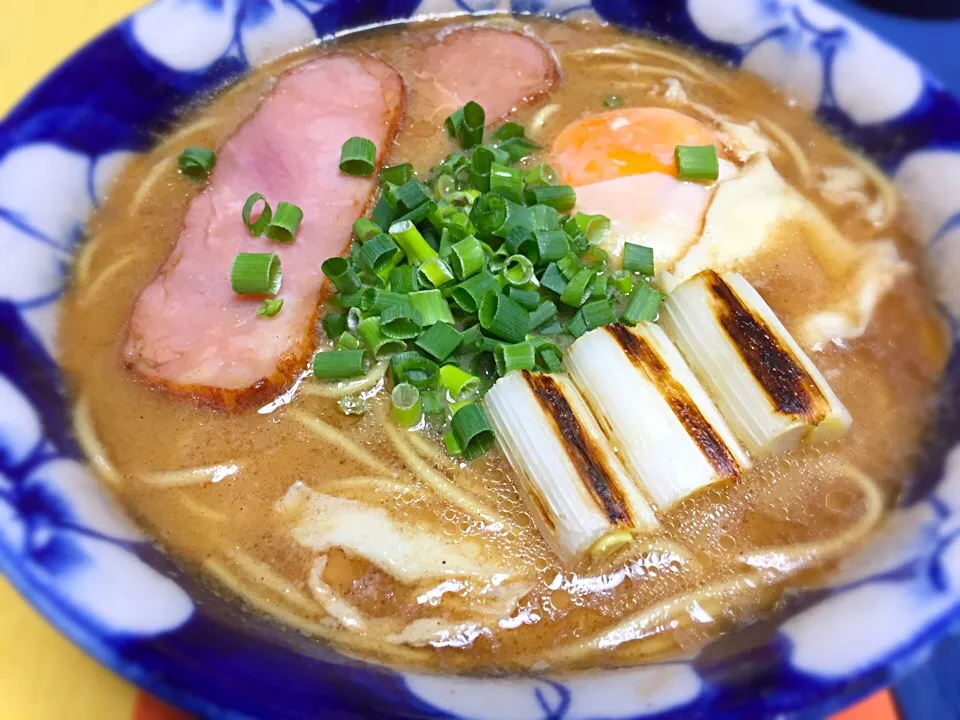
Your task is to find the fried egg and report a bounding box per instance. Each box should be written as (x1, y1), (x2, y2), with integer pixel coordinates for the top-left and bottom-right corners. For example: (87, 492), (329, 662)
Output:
(549, 107), (734, 267)
(549, 106), (908, 348)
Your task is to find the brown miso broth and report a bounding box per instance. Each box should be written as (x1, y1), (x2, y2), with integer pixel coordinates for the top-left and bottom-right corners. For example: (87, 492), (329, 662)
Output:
(59, 15), (949, 672)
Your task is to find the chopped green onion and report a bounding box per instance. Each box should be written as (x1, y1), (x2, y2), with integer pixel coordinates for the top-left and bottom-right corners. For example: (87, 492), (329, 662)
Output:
(409, 289), (455, 326)
(590, 273), (609, 300)
(495, 341), (536, 376)
(538, 345), (563, 372)
(418, 257), (456, 289)
(502, 254), (535, 286)
(622, 242), (655, 275)
(468, 146), (496, 192)
(458, 324), (482, 352)
(266, 202), (303, 243)
(371, 194), (397, 230)
(391, 383), (423, 428)
(435, 174), (457, 199)
(621, 280), (664, 325)
(390, 351), (440, 388)
(450, 271), (498, 313)
(389, 265), (420, 294)
(581, 244), (609, 270)
(498, 202), (535, 239)
(524, 164), (559, 188)
(415, 322), (463, 361)
(381, 163), (415, 187)
(444, 107), (465, 139)
(257, 298), (284, 317)
(675, 144), (719, 182)
(492, 122), (525, 141)
(321, 257), (362, 295)
(479, 292), (529, 343)
(477, 333), (505, 353)
(573, 212), (611, 243)
(444, 431), (463, 456)
(230, 253), (281, 295)
(611, 269), (636, 294)
(560, 268), (594, 307)
(360, 287), (410, 315)
(357, 316), (406, 356)
(488, 246), (510, 275)
(439, 364), (480, 399)
(446, 101), (485, 149)
(313, 349), (368, 379)
(579, 298), (616, 330)
(242, 193), (272, 235)
(450, 403), (495, 461)
(177, 146), (216, 182)
(603, 94), (624, 108)
(342, 289), (363, 309)
(380, 303), (423, 339)
(353, 217), (382, 243)
(358, 233), (402, 272)
(507, 287), (541, 311)
(528, 300), (558, 331)
(490, 164), (524, 204)
(525, 185), (576, 212)
(395, 179), (431, 212)
(498, 137), (541, 162)
(390, 220), (438, 265)
(503, 226), (532, 254)
(539, 262), (568, 296)
(470, 192), (507, 236)
(567, 310), (588, 338)
(557, 253), (585, 280)
(323, 312), (346, 339)
(336, 331), (361, 351)
(422, 389), (446, 415)
(450, 236), (485, 280)
(534, 230), (568, 264)
(340, 290), (363, 309)
(340, 137), (377, 176)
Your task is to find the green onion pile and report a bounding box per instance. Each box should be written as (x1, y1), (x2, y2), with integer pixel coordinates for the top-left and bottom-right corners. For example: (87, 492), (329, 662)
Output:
(312, 102), (674, 461)
(176, 104), (723, 461)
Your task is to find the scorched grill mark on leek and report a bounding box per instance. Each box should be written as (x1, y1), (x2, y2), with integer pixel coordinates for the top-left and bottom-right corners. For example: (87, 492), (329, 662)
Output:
(659, 270), (851, 455)
(485, 371), (657, 562)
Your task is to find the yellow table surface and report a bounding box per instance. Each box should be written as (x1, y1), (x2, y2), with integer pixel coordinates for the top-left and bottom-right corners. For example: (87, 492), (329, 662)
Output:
(0, 2), (899, 719)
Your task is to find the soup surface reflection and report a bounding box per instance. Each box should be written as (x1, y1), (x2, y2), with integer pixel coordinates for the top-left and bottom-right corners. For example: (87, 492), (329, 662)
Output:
(59, 15), (948, 672)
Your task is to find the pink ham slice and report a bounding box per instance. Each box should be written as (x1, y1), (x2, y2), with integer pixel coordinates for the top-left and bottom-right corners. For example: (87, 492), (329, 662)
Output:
(415, 27), (560, 122)
(124, 55), (404, 407)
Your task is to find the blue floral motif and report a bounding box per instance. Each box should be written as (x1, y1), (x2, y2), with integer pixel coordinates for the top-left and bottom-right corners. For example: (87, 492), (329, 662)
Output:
(687, 0), (925, 125)
(130, 0), (325, 73)
(2, 0), (960, 717)
(0, 307), (193, 637)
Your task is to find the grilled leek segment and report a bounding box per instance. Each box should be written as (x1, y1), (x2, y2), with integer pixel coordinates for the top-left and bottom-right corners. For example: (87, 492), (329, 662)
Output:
(659, 270), (852, 456)
(484, 370), (658, 563)
(567, 323), (750, 509)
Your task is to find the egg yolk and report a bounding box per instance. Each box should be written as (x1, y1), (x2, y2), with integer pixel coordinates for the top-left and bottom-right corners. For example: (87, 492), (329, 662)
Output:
(549, 107), (719, 186)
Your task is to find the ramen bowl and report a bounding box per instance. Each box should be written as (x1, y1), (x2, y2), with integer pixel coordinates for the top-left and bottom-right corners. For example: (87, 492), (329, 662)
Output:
(2, 0), (960, 717)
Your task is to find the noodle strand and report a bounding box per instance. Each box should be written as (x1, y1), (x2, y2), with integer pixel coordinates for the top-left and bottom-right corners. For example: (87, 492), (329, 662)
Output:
(290, 409), (396, 477)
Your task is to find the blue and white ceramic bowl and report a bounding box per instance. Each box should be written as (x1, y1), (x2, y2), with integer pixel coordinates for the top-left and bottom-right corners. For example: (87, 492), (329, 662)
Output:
(3, 0), (960, 717)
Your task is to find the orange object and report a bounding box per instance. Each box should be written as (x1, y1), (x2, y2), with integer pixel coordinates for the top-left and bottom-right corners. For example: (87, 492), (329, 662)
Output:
(831, 690), (900, 720)
(549, 107), (718, 185)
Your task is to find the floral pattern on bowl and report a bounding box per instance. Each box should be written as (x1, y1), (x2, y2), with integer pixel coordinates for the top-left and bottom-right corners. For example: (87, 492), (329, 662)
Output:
(2, 0), (960, 718)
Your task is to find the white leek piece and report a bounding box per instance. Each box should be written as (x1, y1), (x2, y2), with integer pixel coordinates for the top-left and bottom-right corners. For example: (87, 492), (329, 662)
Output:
(567, 323), (750, 509)
(659, 270), (852, 456)
(484, 371), (658, 564)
